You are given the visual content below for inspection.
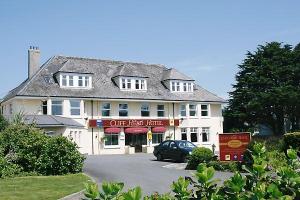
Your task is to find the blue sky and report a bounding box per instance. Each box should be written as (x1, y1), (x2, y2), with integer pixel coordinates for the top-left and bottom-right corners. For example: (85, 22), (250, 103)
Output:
(0, 1), (299, 99)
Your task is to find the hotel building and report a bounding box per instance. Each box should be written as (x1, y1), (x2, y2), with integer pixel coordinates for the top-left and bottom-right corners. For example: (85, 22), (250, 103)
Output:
(1, 47), (225, 155)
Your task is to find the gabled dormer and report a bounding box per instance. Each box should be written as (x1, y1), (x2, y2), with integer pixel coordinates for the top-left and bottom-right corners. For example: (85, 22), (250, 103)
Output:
(112, 64), (148, 91)
(162, 68), (195, 93)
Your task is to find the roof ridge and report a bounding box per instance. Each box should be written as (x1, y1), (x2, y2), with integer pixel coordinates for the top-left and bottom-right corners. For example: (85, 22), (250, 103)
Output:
(55, 55), (168, 69)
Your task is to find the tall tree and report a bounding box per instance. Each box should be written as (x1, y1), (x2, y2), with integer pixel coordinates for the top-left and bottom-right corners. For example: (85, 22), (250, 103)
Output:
(227, 42), (300, 135)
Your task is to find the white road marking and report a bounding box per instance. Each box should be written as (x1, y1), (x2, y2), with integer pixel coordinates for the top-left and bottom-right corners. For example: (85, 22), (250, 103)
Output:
(162, 163), (187, 170)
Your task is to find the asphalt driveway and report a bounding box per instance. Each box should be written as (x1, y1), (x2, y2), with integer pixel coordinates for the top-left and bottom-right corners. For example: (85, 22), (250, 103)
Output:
(83, 153), (233, 195)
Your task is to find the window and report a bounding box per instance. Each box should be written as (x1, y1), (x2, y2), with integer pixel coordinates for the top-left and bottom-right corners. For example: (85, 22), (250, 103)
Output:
(180, 104), (186, 117)
(102, 103), (111, 117)
(135, 80), (140, 89)
(42, 101), (47, 115)
(121, 78), (133, 90)
(69, 76), (74, 86)
(171, 82), (176, 91)
(84, 76), (90, 87)
(188, 83), (193, 92)
(202, 127), (210, 142)
(70, 100), (80, 115)
(183, 83), (187, 92)
(181, 128), (187, 140)
(152, 133), (163, 144)
(176, 82), (180, 91)
(52, 100), (63, 115)
(201, 104), (209, 116)
(189, 104), (197, 117)
(141, 103), (150, 117)
(119, 103), (128, 117)
(62, 75), (67, 86)
(105, 134), (119, 146)
(127, 79), (131, 89)
(121, 78), (126, 89)
(141, 80), (145, 89)
(190, 127), (198, 142)
(78, 76), (83, 87)
(157, 105), (165, 117)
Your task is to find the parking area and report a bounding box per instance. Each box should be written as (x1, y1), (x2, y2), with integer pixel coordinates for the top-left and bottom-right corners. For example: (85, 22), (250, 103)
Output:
(83, 153), (233, 195)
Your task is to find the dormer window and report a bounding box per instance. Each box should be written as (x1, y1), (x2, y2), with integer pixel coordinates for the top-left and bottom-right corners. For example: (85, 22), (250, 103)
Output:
(170, 81), (194, 92)
(59, 73), (92, 88)
(119, 77), (147, 91)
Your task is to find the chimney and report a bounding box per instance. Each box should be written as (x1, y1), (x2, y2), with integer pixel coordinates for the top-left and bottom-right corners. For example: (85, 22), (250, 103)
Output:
(28, 46), (40, 79)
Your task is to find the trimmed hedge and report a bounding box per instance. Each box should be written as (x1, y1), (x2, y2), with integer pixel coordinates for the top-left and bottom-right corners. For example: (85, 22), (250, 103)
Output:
(283, 132), (300, 151)
(186, 147), (214, 169)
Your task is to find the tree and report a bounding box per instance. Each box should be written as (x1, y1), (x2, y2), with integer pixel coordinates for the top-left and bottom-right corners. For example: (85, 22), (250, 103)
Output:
(227, 42), (300, 135)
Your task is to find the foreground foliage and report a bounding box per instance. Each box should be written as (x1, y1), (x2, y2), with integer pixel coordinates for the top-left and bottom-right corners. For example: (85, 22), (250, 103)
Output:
(0, 173), (90, 200)
(0, 123), (84, 177)
(84, 143), (300, 200)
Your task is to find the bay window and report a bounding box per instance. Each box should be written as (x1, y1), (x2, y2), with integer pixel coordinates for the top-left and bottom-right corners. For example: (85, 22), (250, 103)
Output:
(52, 100), (63, 115)
(70, 100), (80, 115)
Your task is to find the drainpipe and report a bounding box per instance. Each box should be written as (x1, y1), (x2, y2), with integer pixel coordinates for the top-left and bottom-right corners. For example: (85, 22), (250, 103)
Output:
(172, 102), (175, 140)
(91, 100), (94, 155)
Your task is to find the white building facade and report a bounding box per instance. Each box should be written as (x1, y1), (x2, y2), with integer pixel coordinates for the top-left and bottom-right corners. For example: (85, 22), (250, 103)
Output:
(1, 47), (225, 155)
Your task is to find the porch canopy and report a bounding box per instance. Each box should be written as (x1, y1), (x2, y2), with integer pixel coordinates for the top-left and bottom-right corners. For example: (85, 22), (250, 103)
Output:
(124, 127), (148, 134)
(104, 127), (121, 134)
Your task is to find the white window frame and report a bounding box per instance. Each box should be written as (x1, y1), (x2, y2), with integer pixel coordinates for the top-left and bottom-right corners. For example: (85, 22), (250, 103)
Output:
(201, 127), (210, 143)
(181, 128), (187, 140)
(157, 104), (165, 117)
(190, 127), (198, 143)
(180, 104), (187, 117)
(189, 104), (197, 117)
(120, 77), (147, 91)
(60, 74), (92, 88)
(141, 103), (150, 117)
(201, 104), (210, 117)
(70, 100), (81, 116)
(52, 100), (63, 115)
(104, 134), (120, 147)
(119, 103), (128, 117)
(101, 103), (111, 117)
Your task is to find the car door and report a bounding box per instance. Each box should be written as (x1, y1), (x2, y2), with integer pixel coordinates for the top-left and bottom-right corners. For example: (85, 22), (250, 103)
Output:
(159, 141), (170, 158)
(167, 141), (181, 160)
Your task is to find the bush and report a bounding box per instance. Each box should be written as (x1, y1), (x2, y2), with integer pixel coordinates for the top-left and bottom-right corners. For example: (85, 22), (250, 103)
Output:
(186, 147), (214, 169)
(0, 114), (8, 132)
(0, 155), (22, 178)
(208, 161), (242, 172)
(283, 132), (300, 151)
(0, 123), (48, 172)
(37, 136), (84, 175)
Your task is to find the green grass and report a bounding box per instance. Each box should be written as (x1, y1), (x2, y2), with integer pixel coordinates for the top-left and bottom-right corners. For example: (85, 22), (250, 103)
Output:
(0, 173), (90, 200)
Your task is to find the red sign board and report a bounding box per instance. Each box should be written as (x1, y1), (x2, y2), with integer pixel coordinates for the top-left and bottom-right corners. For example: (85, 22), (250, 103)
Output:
(219, 133), (251, 161)
(89, 119), (179, 128)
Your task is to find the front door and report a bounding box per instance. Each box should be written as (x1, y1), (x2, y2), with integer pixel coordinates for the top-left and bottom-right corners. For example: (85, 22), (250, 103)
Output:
(125, 134), (147, 152)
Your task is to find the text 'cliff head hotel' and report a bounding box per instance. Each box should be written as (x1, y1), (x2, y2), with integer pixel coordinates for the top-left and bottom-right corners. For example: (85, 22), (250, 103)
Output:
(1, 47), (226, 154)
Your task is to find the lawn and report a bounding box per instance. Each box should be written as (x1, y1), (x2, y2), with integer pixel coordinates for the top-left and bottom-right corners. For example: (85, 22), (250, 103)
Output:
(0, 173), (90, 200)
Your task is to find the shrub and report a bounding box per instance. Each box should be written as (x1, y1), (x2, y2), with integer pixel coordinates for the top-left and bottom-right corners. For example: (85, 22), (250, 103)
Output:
(186, 147), (214, 169)
(208, 161), (242, 172)
(0, 155), (22, 178)
(0, 123), (48, 172)
(0, 114), (8, 132)
(283, 132), (300, 151)
(37, 136), (84, 175)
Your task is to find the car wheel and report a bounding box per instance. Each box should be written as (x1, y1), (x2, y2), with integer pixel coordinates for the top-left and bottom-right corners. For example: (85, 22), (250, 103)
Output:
(156, 153), (163, 161)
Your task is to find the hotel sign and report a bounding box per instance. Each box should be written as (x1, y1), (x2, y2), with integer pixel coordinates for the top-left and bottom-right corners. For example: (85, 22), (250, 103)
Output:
(89, 119), (179, 128)
(219, 133), (251, 161)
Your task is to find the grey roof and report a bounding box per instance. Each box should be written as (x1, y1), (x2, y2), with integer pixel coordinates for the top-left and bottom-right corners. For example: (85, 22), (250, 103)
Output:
(162, 68), (194, 81)
(2, 55), (225, 103)
(24, 115), (84, 128)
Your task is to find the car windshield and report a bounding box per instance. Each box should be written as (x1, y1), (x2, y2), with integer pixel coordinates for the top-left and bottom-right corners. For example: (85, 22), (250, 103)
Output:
(176, 141), (196, 148)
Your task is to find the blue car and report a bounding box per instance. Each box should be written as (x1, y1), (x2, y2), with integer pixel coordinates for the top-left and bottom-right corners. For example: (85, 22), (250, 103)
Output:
(153, 140), (197, 162)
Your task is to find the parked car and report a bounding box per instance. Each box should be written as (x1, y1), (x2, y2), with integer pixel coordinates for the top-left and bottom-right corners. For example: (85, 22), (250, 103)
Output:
(153, 140), (197, 162)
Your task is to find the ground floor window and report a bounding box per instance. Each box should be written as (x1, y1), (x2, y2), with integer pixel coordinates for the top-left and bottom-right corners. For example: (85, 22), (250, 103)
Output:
(190, 127), (198, 142)
(105, 134), (119, 146)
(202, 127), (210, 142)
(125, 134), (147, 146)
(152, 133), (163, 144)
(181, 128), (187, 140)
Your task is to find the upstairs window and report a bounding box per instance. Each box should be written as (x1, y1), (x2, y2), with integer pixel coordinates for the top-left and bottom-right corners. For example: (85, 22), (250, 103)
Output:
(180, 104), (186, 117)
(52, 100), (63, 115)
(170, 81), (194, 92)
(141, 103), (150, 117)
(62, 75), (67, 86)
(102, 103), (111, 117)
(69, 76), (74, 86)
(60, 74), (92, 88)
(157, 105), (165, 117)
(120, 78), (146, 91)
(183, 83), (187, 92)
(70, 100), (80, 116)
(119, 103), (128, 117)
(201, 104), (209, 116)
(78, 76), (83, 87)
(189, 104), (197, 117)
(42, 101), (47, 115)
